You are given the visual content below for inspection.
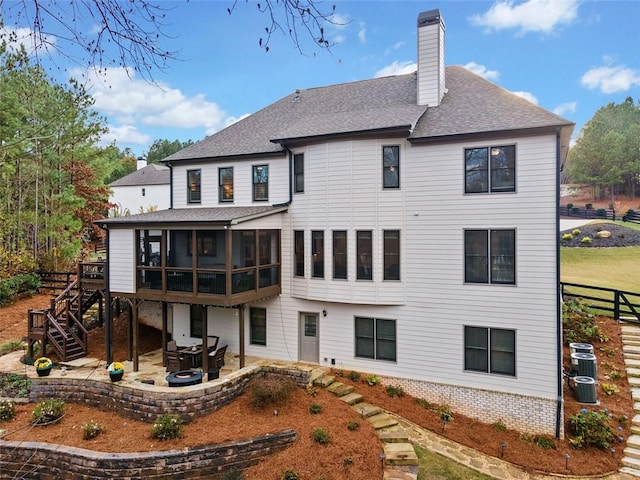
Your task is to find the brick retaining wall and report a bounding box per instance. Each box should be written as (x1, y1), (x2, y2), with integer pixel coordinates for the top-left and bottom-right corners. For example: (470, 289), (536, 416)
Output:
(0, 429), (296, 480)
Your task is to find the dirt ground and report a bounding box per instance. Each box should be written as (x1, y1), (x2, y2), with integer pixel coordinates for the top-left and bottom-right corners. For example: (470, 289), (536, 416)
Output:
(0, 293), (635, 478)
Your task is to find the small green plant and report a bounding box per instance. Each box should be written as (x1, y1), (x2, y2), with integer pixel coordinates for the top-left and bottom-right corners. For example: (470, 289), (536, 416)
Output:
(572, 228), (581, 236)
(309, 403), (323, 414)
(605, 367), (624, 380)
(415, 397), (433, 410)
(221, 469), (245, 480)
(0, 339), (23, 355)
(493, 420), (507, 432)
(580, 236), (592, 244)
(562, 233), (574, 241)
(82, 420), (105, 440)
(534, 436), (556, 450)
(0, 373), (31, 398)
(282, 470), (299, 480)
(312, 427), (330, 445)
(599, 346), (616, 357)
(569, 409), (615, 449)
(342, 456), (353, 469)
(519, 432), (534, 443)
(347, 420), (360, 431)
(151, 413), (184, 441)
(601, 383), (620, 396)
(348, 371), (361, 382)
(366, 374), (380, 386)
(385, 385), (405, 397)
(31, 399), (65, 425)
(0, 399), (16, 421)
(563, 299), (608, 344)
(438, 404), (453, 423)
(566, 203), (574, 209)
(249, 376), (296, 409)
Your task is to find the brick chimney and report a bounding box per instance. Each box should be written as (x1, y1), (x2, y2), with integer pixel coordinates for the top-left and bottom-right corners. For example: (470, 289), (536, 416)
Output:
(417, 9), (445, 107)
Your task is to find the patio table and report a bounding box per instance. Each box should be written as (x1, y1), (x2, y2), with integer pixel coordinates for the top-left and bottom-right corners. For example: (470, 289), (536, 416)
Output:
(178, 346), (203, 368)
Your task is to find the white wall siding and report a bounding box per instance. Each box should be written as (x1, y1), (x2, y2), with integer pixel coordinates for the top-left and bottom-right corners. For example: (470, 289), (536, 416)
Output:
(108, 229), (135, 293)
(109, 184), (170, 214)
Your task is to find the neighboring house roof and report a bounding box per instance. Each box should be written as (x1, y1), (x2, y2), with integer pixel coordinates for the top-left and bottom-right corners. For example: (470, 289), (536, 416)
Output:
(163, 66), (573, 164)
(109, 164), (170, 187)
(97, 205), (288, 227)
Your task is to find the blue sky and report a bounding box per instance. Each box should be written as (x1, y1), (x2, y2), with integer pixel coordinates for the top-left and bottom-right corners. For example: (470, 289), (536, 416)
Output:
(3, 0), (640, 156)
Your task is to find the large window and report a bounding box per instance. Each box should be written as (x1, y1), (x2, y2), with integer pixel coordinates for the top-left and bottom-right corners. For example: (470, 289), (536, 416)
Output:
(464, 326), (515, 376)
(355, 317), (396, 361)
(219, 167), (234, 202)
(187, 169), (201, 203)
(250, 307), (267, 346)
(465, 145), (515, 193)
(383, 230), (400, 281)
(253, 164), (269, 201)
(294, 153), (304, 193)
(383, 146), (400, 189)
(356, 231), (372, 280)
(464, 229), (515, 285)
(332, 231), (347, 280)
(311, 231), (324, 278)
(294, 230), (304, 277)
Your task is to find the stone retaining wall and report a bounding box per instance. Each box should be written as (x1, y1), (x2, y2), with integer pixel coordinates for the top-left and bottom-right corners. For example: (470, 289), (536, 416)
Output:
(0, 429), (296, 480)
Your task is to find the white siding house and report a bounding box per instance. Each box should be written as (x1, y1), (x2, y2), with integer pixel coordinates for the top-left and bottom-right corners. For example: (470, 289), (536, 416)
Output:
(98, 9), (573, 436)
(109, 163), (170, 214)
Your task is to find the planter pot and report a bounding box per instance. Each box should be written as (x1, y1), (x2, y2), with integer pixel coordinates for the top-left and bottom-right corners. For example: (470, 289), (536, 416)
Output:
(109, 370), (124, 382)
(36, 366), (52, 377)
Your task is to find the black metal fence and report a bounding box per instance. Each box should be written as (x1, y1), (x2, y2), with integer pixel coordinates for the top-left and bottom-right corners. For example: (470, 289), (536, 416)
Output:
(560, 282), (640, 322)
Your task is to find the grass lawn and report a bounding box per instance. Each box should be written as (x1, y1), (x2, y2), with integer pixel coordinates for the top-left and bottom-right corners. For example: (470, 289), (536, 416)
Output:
(417, 446), (495, 480)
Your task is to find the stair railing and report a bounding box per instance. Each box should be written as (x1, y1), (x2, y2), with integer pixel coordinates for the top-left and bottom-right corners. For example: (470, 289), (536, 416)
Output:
(45, 312), (69, 361)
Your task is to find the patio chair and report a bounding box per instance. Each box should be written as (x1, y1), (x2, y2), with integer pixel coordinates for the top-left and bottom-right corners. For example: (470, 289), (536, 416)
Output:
(206, 336), (220, 354)
(167, 340), (177, 352)
(165, 350), (191, 372)
(207, 345), (227, 380)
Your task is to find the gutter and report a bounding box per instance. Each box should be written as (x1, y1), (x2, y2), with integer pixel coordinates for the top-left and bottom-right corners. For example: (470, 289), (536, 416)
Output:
(167, 162), (174, 209)
(272, 143), (293, 208)
(94, 223), (113, 367)
(555, 126), (563, 439)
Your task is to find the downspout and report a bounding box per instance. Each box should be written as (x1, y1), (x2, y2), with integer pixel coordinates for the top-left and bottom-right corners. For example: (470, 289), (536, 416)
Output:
(167, 162), (174, 209)
(103, 226), (112, 367)
(555, 127), (563, 439)
(272, 144), (293, 207)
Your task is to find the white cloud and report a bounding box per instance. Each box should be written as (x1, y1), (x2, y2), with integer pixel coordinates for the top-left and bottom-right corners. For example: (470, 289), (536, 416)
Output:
(553, 101), (577, 116)
(580, 64), (640, 94)
(463, 62), (500, 80)
(469, 0), (579, 35)
(358, 22), (367, 43)
(329, 13), (351, 29)
(511, 91), (539, 104)
(385, 42), (406, 55)
(374, 61), (417, 78)
(221, 114), (251, 132)
(100, 125), (151, 147)
(0, 25), (57, 55)
(332, 33), (346, 45)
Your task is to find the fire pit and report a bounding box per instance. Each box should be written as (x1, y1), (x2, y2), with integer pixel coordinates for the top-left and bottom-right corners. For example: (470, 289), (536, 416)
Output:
(166, 370), (203, 387)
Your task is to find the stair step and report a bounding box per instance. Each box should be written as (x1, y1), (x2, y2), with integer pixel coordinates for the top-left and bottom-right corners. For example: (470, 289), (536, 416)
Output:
(383, 443), (419, 466)
(313, 375), (335, 387)
(622, 456), (640, 470)
(624, 448), (640, 462)
(627, 368), (640, 378)
(629, 377), (640, 387)
(368, 413), (399, 430)
(622, 325), (640, 334)
(625, 359), (640, 368)
(631, 425), (640, 436)
(620, 467), (640, 478)
(339, 392), (364, 405)
(626, 435), (640, 449)
(625, 353), (640, 361)
(378, 426), (410, 443)
(308, 368), (326, 385)
(352, 402), (383, 418)
(624, 346), (640, 354)
(327, 382), (354, 397)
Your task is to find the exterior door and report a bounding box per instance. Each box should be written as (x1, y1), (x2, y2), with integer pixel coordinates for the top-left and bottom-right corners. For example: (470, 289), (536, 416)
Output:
(299, 313), (319, 363)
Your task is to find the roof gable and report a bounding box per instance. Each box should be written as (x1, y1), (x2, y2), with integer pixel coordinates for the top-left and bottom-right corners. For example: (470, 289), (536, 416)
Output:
(109, 164), (170, 187)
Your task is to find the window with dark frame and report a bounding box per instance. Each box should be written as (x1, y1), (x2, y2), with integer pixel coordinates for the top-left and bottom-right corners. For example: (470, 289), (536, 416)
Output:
(383, 146), (400, 189)
(219, 167), (234, 202)
(311, 231), (324, 278)
(465, 145), (516, 194)
(190, 304), (206, 338)
(294, 230), (305, 277)
(464, 326), (515, 376)
(355, 317), (396, 361)
(294, 153), (304, 193)
(187, 169), (201, 203)
(253, 164), (269, 201)
(383, 230), (400, 280)
(464, 229), (515, 285)
(250, 307), (267, 346)
(332, 230), (347, 280)
(142, 188), (146, 197)
(356, 231), (372, 280)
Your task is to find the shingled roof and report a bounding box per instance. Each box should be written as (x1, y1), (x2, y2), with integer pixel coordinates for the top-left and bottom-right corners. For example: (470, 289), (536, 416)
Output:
(109, 164), (170, 187)
(163, 66), (573, 164)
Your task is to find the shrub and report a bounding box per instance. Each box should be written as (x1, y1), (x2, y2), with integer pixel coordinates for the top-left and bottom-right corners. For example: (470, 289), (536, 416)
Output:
(151, 413), (184, 440)
(438, 405), (453, 423)
(562, 233), (574, 241)
(535, 436), (557, 449)
(385, 385), (405, 397)
(567, 203), (574, 209)
(572, 229), (581, 236)
(249, 376), (296, 409)
(0, 339), (23, 356)
(599, 346), (617, 357)
(580, 236), (592, 244)
(348, 371), (361, 382)
(82, 420), (105, 440)
(308, 403), (323, 414)
(493, 420), (507, 432)
(585, 203), (593, 209)
(347, 420), (360, 431)
(342, 456), (353, 468)
(0, 373), (31, 398)
(312, 427), (330, 445)
(282, 470), (299, 480)
(31, 399), (65, 425)
(0, 273), (41, 307)
(0, 399), (16, 421)
(569, 409), (615, 449)
(563, 299), (608, 344)
(366, 374), (380, 386)
(602, 383), (620, 396)
(415, 398), (433, 410)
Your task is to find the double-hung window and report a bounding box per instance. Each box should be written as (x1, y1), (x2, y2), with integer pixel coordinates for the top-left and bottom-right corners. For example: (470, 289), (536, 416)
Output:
(464, 229), (515, 284)
(465, 145), (515, 193)
(332, 231), (347, 280)
(294, 230), (305, 277)
(464, 326), (515, 376)
(311, 231), (324, 278)
(383, 146), (400, 189)
(250, 307), (267, 346)
(219, 167), (234, 202)
(253, 165), (269, 201)
(294, 153), (304, 193)
(355, 317), (396, 361)
(383, 230), (400, 280)
(356, 231), (372, 280)
(187, 169), (201, 204)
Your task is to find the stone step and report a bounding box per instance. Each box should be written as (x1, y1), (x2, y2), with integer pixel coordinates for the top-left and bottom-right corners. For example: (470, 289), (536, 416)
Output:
(620, 467), (640, 478)
(313, 375), (335, 387)
(339, 392), (363, 405)
(627, 367), (640, 378)
(383, 467), (418, 480)
(624, 447), (640, 462)
(629, 377), (640, 387)
(383, 442), (419, 466)
(625, 352), (640, 361)
(625, 358), (640, 368)
(327, 381), (354, 397)
(627, 435), (640, 449)
(622, 455), (640, 471)
(620, 318), (640, 325)
(368, 412), (399, 430)
(632, 389), (640, 401)
(352, 402), (383, 418)
(624, 345), (640, 355)
(631, 425), (640, 436)
(378, 426), (410, 443)
(308, 368), (327, 385)
(622, 338), (640, 347)
(622, 324), (640, 333)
